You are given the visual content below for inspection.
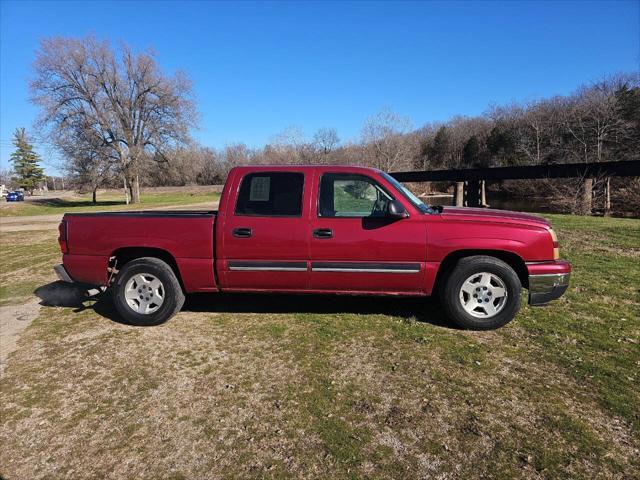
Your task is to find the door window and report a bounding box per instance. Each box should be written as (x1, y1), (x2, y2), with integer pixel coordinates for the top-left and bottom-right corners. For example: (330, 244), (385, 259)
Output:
(319, 173), (394, 217)
(235, 172), (304, 216)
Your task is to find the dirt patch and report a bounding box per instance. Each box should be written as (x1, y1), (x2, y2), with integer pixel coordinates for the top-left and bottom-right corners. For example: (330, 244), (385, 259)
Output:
(0, 311), (313, 479)
(0, 214), (64, 233)
(0, 299), (41, 375)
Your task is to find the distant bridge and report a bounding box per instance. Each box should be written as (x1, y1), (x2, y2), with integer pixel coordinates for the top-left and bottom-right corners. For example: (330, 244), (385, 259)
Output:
(390, 160), (640, 212)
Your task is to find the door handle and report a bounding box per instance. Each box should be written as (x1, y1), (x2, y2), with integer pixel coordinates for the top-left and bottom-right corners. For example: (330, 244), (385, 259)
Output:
(233, 227), (252, 238)
(313, 228), (333, 239)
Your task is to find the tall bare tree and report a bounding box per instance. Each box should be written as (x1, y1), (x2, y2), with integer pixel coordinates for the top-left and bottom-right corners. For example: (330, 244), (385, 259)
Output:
(31, 36), (197, 203)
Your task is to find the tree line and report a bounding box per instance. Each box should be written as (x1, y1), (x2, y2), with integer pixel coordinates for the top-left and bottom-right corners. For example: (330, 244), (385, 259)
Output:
(138, 74), (639, 214)
(117, 75), (640, 180)
(14, 35), (640, 213)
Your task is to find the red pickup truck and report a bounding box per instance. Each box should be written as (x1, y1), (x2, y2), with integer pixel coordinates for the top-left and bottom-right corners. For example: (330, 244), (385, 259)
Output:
(55, 165), (570, 330)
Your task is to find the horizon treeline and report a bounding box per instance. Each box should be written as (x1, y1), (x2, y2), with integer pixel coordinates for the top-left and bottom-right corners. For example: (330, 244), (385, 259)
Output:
(139, 73), (639, 185)
(4, 60), (638, 214)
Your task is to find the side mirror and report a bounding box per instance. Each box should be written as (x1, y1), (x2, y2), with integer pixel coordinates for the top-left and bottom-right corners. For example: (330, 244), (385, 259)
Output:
(387, 200), (408, 218)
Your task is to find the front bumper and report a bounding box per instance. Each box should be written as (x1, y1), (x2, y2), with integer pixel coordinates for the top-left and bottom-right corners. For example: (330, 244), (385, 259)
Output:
(54, 264), (74, 283)
(528, 272), (570, 305)
(526, 260), (571, 306)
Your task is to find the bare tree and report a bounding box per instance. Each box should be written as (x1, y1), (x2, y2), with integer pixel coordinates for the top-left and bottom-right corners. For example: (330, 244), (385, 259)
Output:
(57, 121), (115, 202)
(507, 100), (558, 165)
(222, 143), (253, 170)
(0, 169), (13, 188)
(556, 77), (635, 213)
(361, 107), (415, 171)
(270, 126), (318, 164)
(313, 127), (340, 156)
(143, 142), (215, 186)
(196, 147), (223, 184)
(582, 77), (635, 161)
(559, 77), (630, 164)
(31, 35), (197, 203)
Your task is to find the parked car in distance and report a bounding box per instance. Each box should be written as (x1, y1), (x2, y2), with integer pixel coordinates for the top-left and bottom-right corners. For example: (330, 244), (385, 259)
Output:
(6, 191), (25, 202)
(54, 165), (571, 330)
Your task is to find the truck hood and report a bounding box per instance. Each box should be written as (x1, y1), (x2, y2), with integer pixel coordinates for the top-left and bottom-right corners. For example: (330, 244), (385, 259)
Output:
(439, 206), (551, 228)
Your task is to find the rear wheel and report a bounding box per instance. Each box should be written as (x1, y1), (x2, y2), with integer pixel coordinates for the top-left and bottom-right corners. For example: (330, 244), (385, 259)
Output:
(440, 256), (521, 330)
(113, 257), (185, 326)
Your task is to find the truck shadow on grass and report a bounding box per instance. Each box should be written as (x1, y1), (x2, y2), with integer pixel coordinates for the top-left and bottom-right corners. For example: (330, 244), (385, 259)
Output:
(34, 281), (454, 329)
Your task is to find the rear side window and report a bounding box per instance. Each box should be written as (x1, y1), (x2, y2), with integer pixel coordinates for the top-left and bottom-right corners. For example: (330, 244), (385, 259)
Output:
(235, 172), (304, 216)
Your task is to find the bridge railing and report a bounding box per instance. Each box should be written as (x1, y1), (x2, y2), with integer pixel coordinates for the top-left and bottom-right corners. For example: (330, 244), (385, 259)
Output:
(389, 160), (640, 213)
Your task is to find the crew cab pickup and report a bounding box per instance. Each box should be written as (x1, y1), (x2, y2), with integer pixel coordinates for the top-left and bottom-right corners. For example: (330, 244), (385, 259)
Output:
(55, 165), (571, 329)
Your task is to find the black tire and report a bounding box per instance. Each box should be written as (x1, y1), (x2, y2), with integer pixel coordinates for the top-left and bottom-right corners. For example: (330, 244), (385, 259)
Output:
(439, 255), (521, 330)
(112, 257), (185, 326)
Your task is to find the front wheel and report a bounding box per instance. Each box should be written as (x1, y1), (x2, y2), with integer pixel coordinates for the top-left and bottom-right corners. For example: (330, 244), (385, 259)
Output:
(439, 256), (521, 330)
(113, 257), (185, 326)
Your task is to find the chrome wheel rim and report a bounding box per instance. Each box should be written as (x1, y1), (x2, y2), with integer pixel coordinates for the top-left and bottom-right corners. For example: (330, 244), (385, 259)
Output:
(459, 272), (508, 318)
(124, 273), (165, 314)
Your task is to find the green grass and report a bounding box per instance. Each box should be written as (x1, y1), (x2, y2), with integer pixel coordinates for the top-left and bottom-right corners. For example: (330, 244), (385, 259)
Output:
(518, 214), (640, 431)
(0, 190), (219, 217)
(0, 230), (60, 306)
(0, 213), (638, 479)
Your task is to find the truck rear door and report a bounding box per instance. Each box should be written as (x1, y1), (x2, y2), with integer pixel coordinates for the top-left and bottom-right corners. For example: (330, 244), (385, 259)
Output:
(218, 169), (310, 290)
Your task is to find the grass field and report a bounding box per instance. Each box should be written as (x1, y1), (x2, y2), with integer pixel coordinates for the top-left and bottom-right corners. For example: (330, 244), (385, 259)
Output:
(0, 214), (638, 479)
(0, 190), (219, 217)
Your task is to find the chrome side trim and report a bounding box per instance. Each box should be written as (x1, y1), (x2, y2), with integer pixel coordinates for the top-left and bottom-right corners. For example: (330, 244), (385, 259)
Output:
(312, 268), (420, 273)
(229, 267), (307, 272)
(228, 261), (307, 272)
(227, 261), (422, 273)
(528, 273), (570, 294)
(311, 262), (421, 273)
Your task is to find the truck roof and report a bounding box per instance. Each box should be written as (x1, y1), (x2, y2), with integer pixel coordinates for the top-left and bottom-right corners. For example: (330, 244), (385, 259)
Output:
(228, 164), (384, 175)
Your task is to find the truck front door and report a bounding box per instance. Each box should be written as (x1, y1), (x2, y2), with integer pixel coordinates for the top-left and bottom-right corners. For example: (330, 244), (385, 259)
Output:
(309, 172), (426, 293)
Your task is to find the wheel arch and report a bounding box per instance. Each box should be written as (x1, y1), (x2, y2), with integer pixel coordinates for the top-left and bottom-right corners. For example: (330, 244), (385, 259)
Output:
(111, 247), (185, 292)
(434, 249), (528, 294)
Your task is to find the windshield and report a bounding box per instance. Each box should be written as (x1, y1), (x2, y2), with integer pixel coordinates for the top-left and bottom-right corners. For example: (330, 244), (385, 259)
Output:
(380, 172), (431, 213)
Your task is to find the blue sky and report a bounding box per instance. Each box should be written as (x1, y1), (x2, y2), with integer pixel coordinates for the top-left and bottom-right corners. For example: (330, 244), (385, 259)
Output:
(1, 0), (638, 174)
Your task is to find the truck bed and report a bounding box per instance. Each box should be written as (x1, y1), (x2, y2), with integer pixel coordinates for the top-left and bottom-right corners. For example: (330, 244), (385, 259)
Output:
(62, 210), (218, 291)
